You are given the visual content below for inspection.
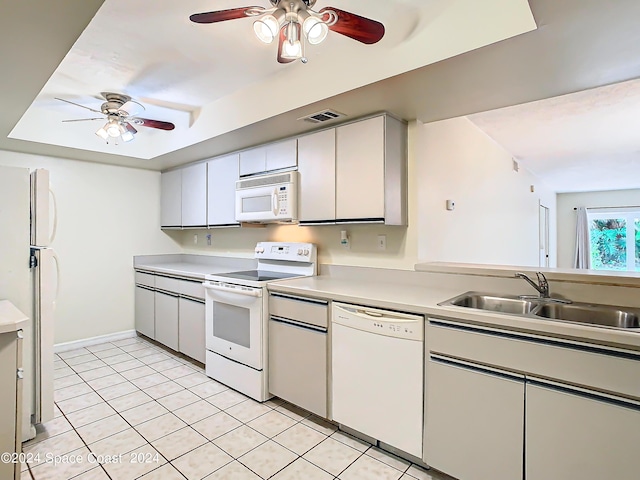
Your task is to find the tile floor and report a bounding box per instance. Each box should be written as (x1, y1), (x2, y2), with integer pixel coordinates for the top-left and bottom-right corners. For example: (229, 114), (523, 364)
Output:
(21, 336), (452, 480)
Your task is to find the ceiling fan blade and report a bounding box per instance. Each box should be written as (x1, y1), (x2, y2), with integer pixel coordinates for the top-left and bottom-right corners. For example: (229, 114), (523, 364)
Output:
(277, 26), (296, 64)
(62, 118), (104, 122)
(55, 97), (103, 114)
(320, 7), (385, 44)
(131, 118), (175, 131)
(190, 7), (257, 24)
(125, 122), (138, 135)
(119, 100), (144, 117)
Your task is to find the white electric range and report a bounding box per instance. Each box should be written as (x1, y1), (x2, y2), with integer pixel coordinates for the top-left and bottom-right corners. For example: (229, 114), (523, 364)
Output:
(203, 242), (317, 401)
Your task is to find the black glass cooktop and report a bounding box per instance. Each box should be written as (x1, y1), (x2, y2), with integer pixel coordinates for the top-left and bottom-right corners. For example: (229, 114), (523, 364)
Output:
(214, 270), (301, 282)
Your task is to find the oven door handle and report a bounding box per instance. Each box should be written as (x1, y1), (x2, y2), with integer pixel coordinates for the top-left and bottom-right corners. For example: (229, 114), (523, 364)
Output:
(203, 283), (262, 297)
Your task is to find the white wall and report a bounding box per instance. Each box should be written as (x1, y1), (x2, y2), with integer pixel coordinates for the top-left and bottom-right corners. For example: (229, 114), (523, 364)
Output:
(415, 117), (557, 266)
(0, 151), (181, 343)
(557, 189), (640, 268)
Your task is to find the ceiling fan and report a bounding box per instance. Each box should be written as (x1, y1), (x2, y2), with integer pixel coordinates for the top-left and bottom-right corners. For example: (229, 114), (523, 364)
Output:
(189, 0), (385, 64)
(56, 92), (175, 143)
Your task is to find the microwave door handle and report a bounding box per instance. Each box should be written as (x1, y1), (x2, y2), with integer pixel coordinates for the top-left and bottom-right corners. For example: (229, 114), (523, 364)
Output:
(273, 189), (279, 216)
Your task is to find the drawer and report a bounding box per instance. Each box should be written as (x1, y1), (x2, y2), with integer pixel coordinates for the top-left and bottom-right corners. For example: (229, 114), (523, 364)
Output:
(135, 271), (155, 288)
(429, 319), (640, 401)
(155, 275), (182, 293)
(178, 279), (205, 300)
(269, 293), (328, 329)
(155, 275), (205, 299)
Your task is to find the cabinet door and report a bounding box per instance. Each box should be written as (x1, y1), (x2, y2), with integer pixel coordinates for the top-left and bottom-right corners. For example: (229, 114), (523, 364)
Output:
(266, 139), (297, 172)
(239, 146), (266, 176)
(207, 154), (239, 226)
(178, 298), (206, 363)
(160, 170), (182, 227)
(425, 357), (524, 480)
(269, 318), (327, 417)
(0, 332), (18, 480)
(298, 129), (336, 223)
(135, 286), (155, 339)
(336, 116), (385, 221)
(526, 381), (640, 480)
(154, 291), (179, 351)
(181, 163), (207, 227)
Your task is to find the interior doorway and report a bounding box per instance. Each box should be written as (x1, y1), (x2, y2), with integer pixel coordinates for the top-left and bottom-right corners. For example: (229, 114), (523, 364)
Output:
(539, 203), (550, 267)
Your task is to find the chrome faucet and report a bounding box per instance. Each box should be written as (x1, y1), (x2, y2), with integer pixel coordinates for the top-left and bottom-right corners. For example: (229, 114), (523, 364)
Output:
(515, 272), (550, 298)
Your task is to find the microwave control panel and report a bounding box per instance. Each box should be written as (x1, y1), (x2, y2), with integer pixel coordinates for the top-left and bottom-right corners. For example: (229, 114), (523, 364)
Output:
(277, 186), (289, 215)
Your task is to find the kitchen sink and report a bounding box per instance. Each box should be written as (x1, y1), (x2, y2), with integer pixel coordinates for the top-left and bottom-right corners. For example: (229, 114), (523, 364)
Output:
(439, 291), (640, 330)
(534, 303), (640, 329)
(443, 292), (538, 315)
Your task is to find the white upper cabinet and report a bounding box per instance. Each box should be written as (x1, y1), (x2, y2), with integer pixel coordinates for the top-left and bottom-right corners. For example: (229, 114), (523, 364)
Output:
(239, 139), (297, 176)
(207, 153), (239, 226)
(239, 146), (266, 176)
(181, 163), (207, 227)
(298, 129), (336, 223)
(266, 139), (297, 172)
(335, 115), (407, 225)
(336, 116), (385, 221)
(160, 169), (182, 228)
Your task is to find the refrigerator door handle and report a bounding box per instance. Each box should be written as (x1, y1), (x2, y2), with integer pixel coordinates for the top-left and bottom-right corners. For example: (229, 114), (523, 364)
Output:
(51, 250), (60, 309)
(49, 187), (58, 244)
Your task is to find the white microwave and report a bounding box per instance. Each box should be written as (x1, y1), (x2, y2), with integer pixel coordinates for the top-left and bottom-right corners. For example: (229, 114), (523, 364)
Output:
(235, 171), (298, 223)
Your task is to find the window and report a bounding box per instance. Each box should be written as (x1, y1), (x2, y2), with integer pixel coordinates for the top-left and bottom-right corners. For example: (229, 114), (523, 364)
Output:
(588, 208), (640, 271)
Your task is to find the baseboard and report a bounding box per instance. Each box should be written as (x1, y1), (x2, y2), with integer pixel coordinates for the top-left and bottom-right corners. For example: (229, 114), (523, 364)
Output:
(54, 330), (137, 353)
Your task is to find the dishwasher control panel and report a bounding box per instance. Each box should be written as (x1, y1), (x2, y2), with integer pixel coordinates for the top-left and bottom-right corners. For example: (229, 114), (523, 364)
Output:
(332, 302), (424, 341)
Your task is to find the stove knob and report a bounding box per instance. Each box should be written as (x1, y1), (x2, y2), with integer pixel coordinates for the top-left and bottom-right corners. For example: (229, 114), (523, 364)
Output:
(303, 249), (310, 255)
(297, 249), (303, 255)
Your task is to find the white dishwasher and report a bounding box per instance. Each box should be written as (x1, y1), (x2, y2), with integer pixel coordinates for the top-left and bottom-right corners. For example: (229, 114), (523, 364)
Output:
(331, 302), (424, 458)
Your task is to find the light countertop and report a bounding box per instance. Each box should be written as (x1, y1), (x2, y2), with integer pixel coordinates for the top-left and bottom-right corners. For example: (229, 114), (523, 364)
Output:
(0, 300), (29, 334)
(133, 254), (256, 280)
(269, 275), (640, 352)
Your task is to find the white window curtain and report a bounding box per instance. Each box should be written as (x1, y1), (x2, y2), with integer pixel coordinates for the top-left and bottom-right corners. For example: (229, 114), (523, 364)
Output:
(574, 207), (590, 269)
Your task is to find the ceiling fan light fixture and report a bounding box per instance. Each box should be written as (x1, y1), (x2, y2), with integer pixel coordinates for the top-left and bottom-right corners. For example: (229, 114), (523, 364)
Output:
(105, 120), (122, 138)
(95, 126), (108, 140)
(302, 16), (328, 44)
(254, 15), (279, 43)
(120, 129), (135, 142)
(281, 21), (302, 59)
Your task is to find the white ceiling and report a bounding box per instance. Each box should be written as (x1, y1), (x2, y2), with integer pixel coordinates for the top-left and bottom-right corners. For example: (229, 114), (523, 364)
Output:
(7, 0), (535, 161)
(3, 0), (640, 192)
(468, 78), (640, 193)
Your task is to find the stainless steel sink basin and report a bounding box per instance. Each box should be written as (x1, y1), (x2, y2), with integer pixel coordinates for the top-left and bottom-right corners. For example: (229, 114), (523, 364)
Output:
(439, 291), (640, 330)
(533, 303), (640, 329)
(441, 292), (538, 315)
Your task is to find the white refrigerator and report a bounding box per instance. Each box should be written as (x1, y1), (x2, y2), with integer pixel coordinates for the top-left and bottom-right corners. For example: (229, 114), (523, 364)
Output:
(0, 166), (57, 441)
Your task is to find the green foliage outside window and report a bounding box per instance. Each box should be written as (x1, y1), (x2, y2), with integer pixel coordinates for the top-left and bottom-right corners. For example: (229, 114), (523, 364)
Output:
(590, 219), (627, 270)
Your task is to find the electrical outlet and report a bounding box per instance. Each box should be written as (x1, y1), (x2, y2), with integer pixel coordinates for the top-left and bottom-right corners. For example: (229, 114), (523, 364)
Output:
(193, 234), (198, 245)
(206, 234), (212, 246)
(377, 235), (386, 251)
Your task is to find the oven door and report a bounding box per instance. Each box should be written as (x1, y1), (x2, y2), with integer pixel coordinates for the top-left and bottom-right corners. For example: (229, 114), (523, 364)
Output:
(204, 281), (264, 370)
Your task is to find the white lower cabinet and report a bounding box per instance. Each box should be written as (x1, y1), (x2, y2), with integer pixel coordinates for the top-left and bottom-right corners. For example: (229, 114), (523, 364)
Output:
(426, 318), (640, 480)
(135, 272), (206, 363)
(178, 297), (206, 363)
(425, 356), (524, 480)
(154, 290), (179, 351)
(526, 381), (640, 480)
(134, 286), (155, 339)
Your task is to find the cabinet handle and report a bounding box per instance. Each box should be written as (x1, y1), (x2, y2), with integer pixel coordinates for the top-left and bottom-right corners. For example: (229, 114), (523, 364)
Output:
(430, 354), (524, 382)
(16, 329), (24, 339)
(270, 315), (327, 333)
(270, 293), (328, 306)
(17, 368), (24, 380)
(527, 378), (640, 411)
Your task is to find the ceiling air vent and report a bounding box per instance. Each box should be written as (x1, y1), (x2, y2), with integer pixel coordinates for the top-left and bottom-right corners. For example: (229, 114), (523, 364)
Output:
(298, 110), (346, 124)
